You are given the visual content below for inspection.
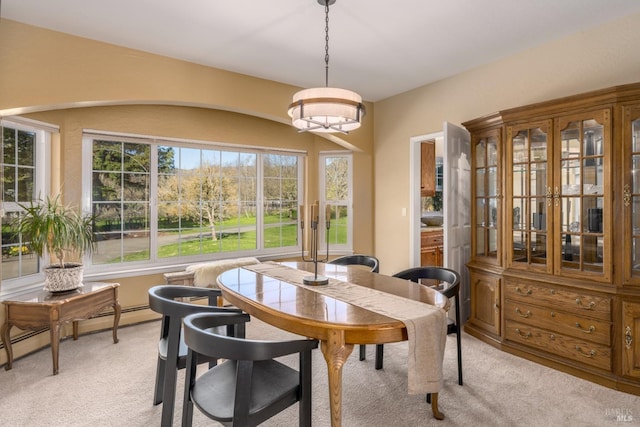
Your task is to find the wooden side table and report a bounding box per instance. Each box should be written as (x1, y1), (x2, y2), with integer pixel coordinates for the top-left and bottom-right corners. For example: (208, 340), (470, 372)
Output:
(1, 282), (121, 375)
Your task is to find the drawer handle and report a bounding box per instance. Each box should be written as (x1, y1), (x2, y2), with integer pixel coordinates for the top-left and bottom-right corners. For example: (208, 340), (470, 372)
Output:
(515, 287), (532, 296)
(575, 298), (596, 310)
(515, 308), (531, 318)
(515, 328), (531, 339)
(575, 345), (596, 358)
(626, 326), (633, 350)
(575, 322), (595, 334)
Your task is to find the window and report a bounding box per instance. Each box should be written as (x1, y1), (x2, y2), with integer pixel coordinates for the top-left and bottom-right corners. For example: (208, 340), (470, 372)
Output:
(1, 119), (51, 286)
(320, 152), (352, 251)
(85, 133), (303, 271)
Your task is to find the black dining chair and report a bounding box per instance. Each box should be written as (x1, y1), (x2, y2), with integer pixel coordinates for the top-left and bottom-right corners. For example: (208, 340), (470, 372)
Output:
(327, 254), (380, 361)
(375, 266), (463, 386)
(182, 311), (319, 427)
(148, 285), (249, 427)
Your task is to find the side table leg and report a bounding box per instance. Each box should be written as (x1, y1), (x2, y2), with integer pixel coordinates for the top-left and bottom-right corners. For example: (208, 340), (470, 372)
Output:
(50, 322), (61, 375)
(1, 322), (14, 371)
(73, 321), (79, 340)
(112, 302), (121, 344)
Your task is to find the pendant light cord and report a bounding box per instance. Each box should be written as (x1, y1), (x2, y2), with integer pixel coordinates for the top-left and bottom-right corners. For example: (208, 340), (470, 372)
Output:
(324, 1), (330, 88)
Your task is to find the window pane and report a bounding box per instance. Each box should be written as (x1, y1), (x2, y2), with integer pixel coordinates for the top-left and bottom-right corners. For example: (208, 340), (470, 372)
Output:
(92, 140), (151, 265)
(1, 211), (39, 279)
(325, 157), (349, 201)
(263, 154), (298, 249)
(1, 124), (40, 281)
(322, 154), (351, 250)
(327, 205), (348, 245)
(3, 166), (16, 201)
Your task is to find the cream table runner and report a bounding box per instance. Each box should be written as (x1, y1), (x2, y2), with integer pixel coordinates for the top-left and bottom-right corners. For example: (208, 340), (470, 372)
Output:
(242, 262), (447, 394)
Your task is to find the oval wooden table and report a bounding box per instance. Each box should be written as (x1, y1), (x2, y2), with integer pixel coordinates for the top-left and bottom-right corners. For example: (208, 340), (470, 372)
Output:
(217, 262), (450, 427)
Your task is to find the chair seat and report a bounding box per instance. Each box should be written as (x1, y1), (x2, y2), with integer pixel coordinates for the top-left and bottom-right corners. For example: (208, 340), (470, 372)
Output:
(191, 359), (300, 423)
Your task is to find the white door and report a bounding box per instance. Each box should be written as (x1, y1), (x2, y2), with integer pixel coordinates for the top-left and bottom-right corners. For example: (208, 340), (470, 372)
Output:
(442, 122), (471, 323)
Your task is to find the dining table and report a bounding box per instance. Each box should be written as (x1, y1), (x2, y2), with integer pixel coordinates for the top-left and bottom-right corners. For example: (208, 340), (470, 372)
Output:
(216, 261), (450, 427)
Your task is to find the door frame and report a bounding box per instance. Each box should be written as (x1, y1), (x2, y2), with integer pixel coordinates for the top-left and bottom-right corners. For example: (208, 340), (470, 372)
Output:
(409, 131), (443, 267)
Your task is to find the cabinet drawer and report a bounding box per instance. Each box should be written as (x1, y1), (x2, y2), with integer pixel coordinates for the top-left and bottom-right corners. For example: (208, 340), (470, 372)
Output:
(505, 319), (611, 371)
(504, 300), (611, 346)
(421, 230), (443, 247)
(504, 280), (611, 321)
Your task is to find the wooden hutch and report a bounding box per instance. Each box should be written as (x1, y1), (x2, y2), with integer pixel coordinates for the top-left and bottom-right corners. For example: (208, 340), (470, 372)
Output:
(463, 82), (640, 395)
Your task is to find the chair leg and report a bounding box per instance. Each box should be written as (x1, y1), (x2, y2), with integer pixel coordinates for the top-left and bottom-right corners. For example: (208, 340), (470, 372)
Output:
(299, 349), (313, 427)
(454, 297), (463, 386)
(182, 350), (197, 427)
(160, 358), (178, 427)
(160, 324), (182, 427)
(456, 331), (463, 386)
(359, 344), (366, 361)
(153, 356), (165, 405)
(375, 344), (384, 370)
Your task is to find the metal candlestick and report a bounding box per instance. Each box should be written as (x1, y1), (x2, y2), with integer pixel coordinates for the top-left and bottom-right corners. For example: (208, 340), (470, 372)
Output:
(300, 202), (330, 285)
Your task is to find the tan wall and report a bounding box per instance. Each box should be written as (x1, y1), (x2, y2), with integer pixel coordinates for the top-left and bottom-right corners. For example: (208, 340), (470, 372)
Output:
(0, 18), (375, 255)
(373, 11), (640, 274)
(0, 19), (374, 363)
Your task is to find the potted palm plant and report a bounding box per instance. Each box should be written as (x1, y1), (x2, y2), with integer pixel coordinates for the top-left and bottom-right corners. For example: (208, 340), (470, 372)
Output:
(15, 194), (95, 292)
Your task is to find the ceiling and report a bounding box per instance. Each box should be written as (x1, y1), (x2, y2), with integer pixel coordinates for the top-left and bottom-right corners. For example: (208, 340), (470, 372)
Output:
(3, 0), (640, 102)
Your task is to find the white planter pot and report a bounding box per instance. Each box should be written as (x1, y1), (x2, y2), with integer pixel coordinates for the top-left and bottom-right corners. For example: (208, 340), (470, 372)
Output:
(44, 263), (84, 292)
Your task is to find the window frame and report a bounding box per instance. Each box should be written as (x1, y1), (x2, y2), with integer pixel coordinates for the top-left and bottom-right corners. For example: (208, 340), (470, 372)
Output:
(1, 117), (53, 295)
(82, 131), (305, 277)
(319, 151), (353, 252)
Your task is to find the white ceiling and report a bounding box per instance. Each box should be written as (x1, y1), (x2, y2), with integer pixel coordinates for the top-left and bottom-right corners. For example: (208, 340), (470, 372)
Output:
(3, 0), (640, 102)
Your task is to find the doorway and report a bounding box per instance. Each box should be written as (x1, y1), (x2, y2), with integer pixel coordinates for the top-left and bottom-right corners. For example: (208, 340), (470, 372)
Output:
(409, 122), (471, 323)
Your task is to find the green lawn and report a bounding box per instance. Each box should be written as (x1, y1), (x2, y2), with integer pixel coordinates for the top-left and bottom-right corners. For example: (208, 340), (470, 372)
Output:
(116, 214), (347, 263)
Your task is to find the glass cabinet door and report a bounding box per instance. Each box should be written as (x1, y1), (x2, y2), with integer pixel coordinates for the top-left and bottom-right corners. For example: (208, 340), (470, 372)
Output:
(623, 105), (640, 285)
(506, 121), (552, 273)
(472, 128), (501, 265)
(554, 110), (611, 281)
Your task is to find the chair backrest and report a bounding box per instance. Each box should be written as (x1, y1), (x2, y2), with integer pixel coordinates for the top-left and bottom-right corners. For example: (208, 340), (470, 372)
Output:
(328, 254), (379, 273)
(392, 266), (460, 299)
(148, 285), (234, 318)
(148, 285), (245, 341)
(183, 312), (318, 361)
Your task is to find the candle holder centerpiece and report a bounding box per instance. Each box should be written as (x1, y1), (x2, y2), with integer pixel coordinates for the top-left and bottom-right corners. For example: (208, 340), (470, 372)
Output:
(299, 201), (331, 286)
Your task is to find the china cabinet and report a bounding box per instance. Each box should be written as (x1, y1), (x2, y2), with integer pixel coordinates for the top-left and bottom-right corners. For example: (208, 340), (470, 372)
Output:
(464, 82), (640, 395)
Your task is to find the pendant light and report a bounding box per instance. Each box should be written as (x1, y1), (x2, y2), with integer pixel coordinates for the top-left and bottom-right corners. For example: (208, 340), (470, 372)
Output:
(288, 0), (366, 134)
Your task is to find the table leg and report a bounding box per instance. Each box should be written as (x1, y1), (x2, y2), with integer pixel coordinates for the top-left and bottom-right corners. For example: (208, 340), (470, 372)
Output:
(431, 392), (444, 420)
(320, 330), (354, 427)
(112, 302), (121, 344)
(50, 322), (61, 375)
(1, 322), (13, 371)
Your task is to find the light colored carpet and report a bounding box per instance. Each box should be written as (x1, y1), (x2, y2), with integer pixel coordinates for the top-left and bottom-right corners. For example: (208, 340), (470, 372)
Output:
(0, 319), (638, 426)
